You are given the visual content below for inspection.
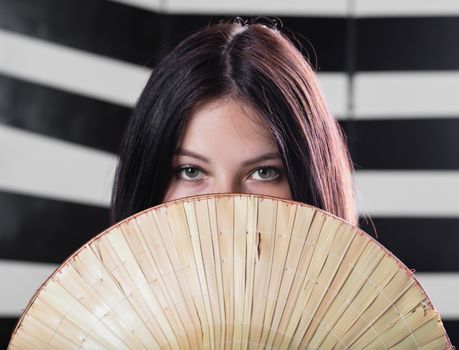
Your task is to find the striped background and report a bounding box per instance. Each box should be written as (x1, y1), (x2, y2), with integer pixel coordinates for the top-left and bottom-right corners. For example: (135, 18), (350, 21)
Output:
(1, 0), (458, 347)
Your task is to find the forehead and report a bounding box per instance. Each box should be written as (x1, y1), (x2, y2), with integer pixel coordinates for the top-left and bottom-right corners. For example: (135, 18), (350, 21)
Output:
(179, 98), (276, 152)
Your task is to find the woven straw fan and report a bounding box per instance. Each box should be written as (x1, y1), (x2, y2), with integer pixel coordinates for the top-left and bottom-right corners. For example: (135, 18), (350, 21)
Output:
(9, 194), (452, 349)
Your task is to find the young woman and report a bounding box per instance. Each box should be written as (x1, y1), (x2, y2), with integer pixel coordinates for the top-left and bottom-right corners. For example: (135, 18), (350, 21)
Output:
(110, 20), (358, 227)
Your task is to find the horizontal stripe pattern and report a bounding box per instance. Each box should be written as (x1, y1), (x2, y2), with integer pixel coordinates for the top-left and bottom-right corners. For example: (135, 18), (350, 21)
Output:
(0, 260), (57, 317)
(0, 124), (116, 207)
(0, 29), (150, 107)
(0, 72), (343, 155)
(2, 122), (458, 216)
(161, 14), (349, 71)
(2, 76), (458, 170)
(415, 273), (459, 320)
(1, 0), (459, 345)
(354, 171), (459, 217)
(3, 74), (459, 169)
(355, 0), (459, 17)
(0, 0), (163, 67)
(1, 192), (458, 272)
(314, 73), (348, 117)
(161, 0), (348, 15)
(0, 1), (349, 71)
(0, 317), (16, 349)
(341, 119), (459, 170)
(0, 191), (109, 264)
(0, 75), (129, 153)
(354, 72), (459, 118)
(115, 0), (459, 17)
(357, 17), (459, 71)
(108, 0), (160, 11)
(3, 127), (459, 216)
(0, 29), (346, 114)
(359, 217), (459, 272)
(3, 74), (459, 166)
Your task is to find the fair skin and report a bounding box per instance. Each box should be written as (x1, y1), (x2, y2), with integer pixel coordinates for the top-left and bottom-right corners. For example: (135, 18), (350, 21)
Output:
(163, 98), (292, 201)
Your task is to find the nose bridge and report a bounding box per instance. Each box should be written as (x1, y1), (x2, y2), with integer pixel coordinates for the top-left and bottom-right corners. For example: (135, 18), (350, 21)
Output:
(212, 175), (241, 194)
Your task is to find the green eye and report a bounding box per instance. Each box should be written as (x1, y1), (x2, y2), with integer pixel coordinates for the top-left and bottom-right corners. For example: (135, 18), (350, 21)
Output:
(250, 167), (280, 181)
(183, 167), (199, 178)
(177, 166), (204, 181)
(258, 168), (274, 179)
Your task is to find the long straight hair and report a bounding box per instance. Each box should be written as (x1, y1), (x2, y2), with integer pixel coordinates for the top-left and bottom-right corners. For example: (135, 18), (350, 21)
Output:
(111, 21), (358, 226)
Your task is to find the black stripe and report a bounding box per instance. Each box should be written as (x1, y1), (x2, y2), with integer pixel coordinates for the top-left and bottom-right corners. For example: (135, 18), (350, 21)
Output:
(0, 75), (129, 153)
(1, 316), (458, 347)
(0, 317), (17, 349)
(162, 15), (348, 71)
(0, 0), (347, 71)
(357, 17), (459, 71)
(340, 119), (459, 170)
(280, 16), (348, 71)
(359, 217), (459, 272)
(1, 188), (456, 272)
(444, 320), (459, 347)
(0, 191), (109, 264)
(0, 0), (162, 67)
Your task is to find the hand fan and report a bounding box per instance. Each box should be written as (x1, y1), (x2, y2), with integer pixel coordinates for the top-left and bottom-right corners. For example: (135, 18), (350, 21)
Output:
(8, 194), (452, 349)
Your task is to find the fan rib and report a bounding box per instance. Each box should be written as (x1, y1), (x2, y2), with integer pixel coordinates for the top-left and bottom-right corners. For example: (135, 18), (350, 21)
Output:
(8, 194), (451, 350)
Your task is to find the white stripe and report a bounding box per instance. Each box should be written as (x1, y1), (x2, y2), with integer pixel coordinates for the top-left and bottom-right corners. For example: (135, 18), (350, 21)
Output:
(317, 73), (348, 119)
(0, 260), (57, 317)
(354, 72), (459, 119)
(164, 0), (348, 15)
(355, 171), (459, 217)
(0, 29), (150, 107)
(355, 0), (459, 17)
(84, 0), (459, 17)
(110, 0), (348, 15)
(0, 260), (457, 320)
(0, 124), (116, 207)
(0, 29), (345, 116)
(416, 273), (459, 320)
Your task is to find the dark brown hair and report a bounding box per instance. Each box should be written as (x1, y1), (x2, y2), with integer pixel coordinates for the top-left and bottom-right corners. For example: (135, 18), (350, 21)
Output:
(111, 20), (358, 225)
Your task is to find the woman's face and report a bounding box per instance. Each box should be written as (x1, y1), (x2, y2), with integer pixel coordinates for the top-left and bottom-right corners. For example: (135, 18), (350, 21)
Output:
(163, 99), (292, 202)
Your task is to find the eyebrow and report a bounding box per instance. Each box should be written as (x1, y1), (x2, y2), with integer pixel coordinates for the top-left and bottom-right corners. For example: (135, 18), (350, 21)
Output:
(175, 149), (209, 163)
(242, 152), (282, 166)
(175, 148), (281, 165)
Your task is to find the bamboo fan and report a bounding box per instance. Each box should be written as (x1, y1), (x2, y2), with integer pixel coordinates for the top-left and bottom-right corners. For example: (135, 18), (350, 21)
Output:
(9, 194), (452, 349)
